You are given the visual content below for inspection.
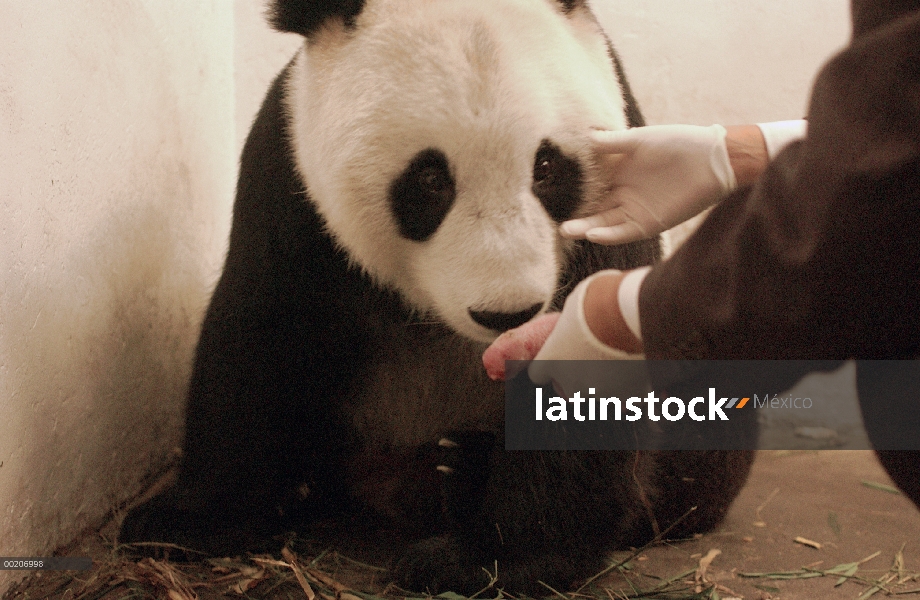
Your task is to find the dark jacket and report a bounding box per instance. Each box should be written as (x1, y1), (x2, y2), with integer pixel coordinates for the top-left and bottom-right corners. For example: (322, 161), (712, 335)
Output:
(638, 0), (920, 499)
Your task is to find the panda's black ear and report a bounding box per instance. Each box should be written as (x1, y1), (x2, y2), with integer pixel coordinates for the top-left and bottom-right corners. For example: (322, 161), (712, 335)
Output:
(267, 0), (366, 37)
(555, 0), (587, 14)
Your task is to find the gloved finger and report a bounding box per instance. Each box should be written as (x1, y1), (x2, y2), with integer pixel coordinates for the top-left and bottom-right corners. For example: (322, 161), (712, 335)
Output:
(559, 217), (592, 238)
(559, 209), (628, 239)
(584, 221), (650, 245)
(589, 128), (643, 154)
(482, 312), (560, 381)
(527, 358), (588, 392)
(526, 358), (554, 386)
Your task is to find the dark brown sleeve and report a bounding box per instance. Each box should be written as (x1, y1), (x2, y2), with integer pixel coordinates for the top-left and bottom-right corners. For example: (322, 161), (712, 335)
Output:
(639, 7), (920, 361)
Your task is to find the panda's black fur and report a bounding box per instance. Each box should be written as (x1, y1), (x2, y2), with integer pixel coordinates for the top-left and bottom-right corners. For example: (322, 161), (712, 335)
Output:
(120, 0), (755, 594)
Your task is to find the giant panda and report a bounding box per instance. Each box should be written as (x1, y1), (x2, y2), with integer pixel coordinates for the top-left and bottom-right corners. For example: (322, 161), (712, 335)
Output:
(120, 0), (755, 594)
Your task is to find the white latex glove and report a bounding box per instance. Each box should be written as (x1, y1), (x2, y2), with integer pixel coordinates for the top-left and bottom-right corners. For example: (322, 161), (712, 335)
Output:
(527, 271), (649, 400)
(757, 119), (808, 160)
(560, 125), (737, 245)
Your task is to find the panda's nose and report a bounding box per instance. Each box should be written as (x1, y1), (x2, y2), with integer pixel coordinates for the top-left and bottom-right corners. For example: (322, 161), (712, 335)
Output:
(469, 303), (543, 332)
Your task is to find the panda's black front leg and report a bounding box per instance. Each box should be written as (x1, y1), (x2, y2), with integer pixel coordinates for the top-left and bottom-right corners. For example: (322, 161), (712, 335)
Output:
(394, 431), (499, 594)
(395, 445), (639, 596)
(118, 479), (283, 560)
(120, 265), (360, 558)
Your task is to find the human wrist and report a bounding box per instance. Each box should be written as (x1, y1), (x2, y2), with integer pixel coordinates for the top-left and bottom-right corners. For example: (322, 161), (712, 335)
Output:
(583, 272), (643, 354)
(725, 124), (769, 187)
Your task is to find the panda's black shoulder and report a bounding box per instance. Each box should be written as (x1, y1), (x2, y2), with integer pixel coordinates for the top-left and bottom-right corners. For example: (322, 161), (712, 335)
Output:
(229, 59), (415, 336)
(233, 60), (302, 230)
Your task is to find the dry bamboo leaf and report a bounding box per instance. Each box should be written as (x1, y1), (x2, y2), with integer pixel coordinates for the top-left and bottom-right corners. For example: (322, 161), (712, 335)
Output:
(306, 566), (343, 590)
(135, 558), (198, 600)
(754, 487), (780, 527)
(895, 543), (906, 581)
(861, 480), (901, 494)
(694, 548), (721, 592)
(282, 547), (316, 600)
(251, 557), (290, 568)
(230, 567), (268, 594)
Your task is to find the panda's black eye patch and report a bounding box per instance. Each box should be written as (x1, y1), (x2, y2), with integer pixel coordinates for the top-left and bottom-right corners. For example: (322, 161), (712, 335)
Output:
(389, 148), (456, 242)
(532, 140), (582, 222)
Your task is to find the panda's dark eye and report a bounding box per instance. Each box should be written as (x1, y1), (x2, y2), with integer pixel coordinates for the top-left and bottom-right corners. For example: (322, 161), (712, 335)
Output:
(389, 149), (456, 242)
(533, 152), (556, 185)
(419, 166), (451, 195)
(532, 139), (582, 222)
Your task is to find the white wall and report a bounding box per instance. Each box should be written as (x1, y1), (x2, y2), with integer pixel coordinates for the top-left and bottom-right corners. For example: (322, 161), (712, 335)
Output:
(0, 1), (234, 593)
(0, 0), (854, 595)
(234, 0), (302, 155)
(592, 0), (852, 126)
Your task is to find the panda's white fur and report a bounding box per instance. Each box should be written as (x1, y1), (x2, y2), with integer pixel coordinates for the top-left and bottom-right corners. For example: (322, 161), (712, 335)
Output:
(286, 0), (629, 341)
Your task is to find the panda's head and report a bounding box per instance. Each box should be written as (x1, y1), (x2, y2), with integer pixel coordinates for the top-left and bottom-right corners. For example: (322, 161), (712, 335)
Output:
(274, 0), (630, 343)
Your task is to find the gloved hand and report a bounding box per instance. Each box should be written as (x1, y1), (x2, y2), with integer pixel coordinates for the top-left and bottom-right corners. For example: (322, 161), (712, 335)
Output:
(525, 271), (646, 399)
(483, 270), (647, 399)
(561, 125), (737, 245)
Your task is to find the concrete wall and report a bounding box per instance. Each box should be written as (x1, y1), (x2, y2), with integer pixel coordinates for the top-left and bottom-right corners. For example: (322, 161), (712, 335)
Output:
(0, 1), (234, 592)
(593, 0), (852, 126)
(234, 0), (302, 156)
(0, 0), (853, 595)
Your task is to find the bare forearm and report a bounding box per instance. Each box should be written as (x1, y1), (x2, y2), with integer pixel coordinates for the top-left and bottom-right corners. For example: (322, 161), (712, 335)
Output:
(725, 124), (769, 187)
(582, 272), (643, 353)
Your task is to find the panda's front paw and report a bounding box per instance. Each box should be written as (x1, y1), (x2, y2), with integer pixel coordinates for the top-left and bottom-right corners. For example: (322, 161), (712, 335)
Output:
(119, 495), (207, 560)
(393, 534), (491, 595)
(394, 535), (590, 596)
(436, 431), (495, 525)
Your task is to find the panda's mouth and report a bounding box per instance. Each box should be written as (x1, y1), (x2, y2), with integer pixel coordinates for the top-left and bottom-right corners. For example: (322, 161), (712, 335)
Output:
(467, 303), (543, 333)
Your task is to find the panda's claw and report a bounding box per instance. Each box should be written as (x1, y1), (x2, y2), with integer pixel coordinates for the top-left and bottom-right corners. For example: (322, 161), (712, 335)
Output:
(435, 431), (494, 475)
